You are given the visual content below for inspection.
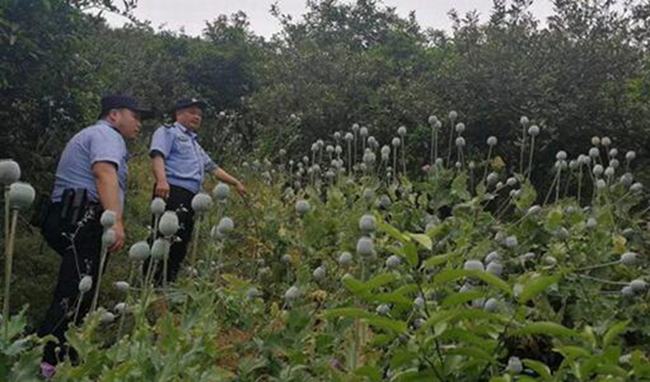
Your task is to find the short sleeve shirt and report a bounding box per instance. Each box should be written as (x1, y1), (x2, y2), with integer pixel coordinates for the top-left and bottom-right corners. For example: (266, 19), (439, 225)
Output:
(149, 122), (218, 193)
(51, 120), (129, 206)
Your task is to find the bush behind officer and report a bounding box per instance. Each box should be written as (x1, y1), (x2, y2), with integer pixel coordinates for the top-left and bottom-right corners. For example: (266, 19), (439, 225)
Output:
(148, 98), (245, 283)
(37, 95), (152, 378)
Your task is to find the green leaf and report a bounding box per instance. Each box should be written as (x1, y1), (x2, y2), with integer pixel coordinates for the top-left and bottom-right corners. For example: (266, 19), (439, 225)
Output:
(472, 271), (512, 295)
(420, 310), (457, 331)
(441, 290), (485, 307)
(365, 316), (407, 333)
(514, 181), (537, 210)
(341, 274), (368, 294)
(373, 291), (412, 307)
(390, 350), (419, 369)
(354, 365), (382, 381)
(518, 274), (561, 304)
(377, 218), (411, 244)
(431, 269), (511, 295)
(545, 208), (563, 230)
(431, 268), (466, 284)
(447, 346), (494, 361)
(423, 254), (452, 268)
(555, 345), (591, 359)
(403, 241), (419, 267)
(602, 320), (629, 348)
(342, 273), (397, 295)
(365, 272), (399, 290)
(517, 322), (578, 338)
(408, 233), (433, 250)
(522, 359), (552, 380)
(323, 308), (406, 333)
(451, 173), (471, 201)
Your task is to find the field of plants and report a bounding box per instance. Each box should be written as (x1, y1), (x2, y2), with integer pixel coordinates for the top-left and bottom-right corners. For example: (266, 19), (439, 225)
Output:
(1, 113), (649, 381)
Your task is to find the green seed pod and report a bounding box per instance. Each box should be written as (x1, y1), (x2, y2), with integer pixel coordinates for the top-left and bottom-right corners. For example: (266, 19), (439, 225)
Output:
(485, 251), (500, 263)
(520, 116), (529, 126)
(338, 252), (353, 266)
(114, 302), (127, 314)
(630, 279), (647, 293)
(284, 286), (300, 301)
(356, 237), (375, 257)
(486, 262), (503, 276)
(358, 214), (376, 233)
(102, 229), (116, 246)
(78, 275), (93, 293)
(621, 252), (638, 266)
(100, 310), (116, 324)
(128, 241), (150, 261)
(463, 260), (484, 272)
(8, 182), (35, 210)
(386, 255), (401, 269)
(151, 238), (170, 260)
(113, 281), (129, 292)
(376, 304), (390, 315)
(0, 159), (21, 185)
(218, 217), (234, 234)
(150, 197), (166, 216)
(313, 266), (326, 281)
(484, 298), (499, 312)
(503, 235), (518, 248)
(295, 199), (311, 215)
(159, 211), (180, 236)
(246, 287), (261, 300)
(100, 210), (116, 228)
(507, 357), (523, 373)
(212, 182), (230, 201)
(191, 192), (213, 213)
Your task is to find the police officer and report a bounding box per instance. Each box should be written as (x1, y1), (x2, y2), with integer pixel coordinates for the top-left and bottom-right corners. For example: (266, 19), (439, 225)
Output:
(37, 95), (152, 377)
(148, 98), (245, 283)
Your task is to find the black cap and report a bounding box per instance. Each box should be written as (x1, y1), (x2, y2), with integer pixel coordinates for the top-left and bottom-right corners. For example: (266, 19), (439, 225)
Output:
(172, 98), (207, 113)
(99, 95), (154, 119)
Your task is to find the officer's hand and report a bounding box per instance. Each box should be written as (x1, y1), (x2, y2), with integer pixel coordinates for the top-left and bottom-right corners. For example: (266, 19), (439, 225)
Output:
(155, 180), (170, 199)
(109, 221), (125, 253)
(235, 181), (247, 196)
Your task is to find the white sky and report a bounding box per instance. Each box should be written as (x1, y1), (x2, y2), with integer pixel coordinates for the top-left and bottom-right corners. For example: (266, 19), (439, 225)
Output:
(103, 0), (557, 37)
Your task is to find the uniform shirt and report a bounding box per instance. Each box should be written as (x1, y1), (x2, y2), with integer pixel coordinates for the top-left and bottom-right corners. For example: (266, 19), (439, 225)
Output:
(51, 120), (128, 206)
(149, 122), (218, 194)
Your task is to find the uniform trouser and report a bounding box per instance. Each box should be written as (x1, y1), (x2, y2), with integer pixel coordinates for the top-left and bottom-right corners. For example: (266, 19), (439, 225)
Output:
(144, 184), (195, 285)
(37, 202), (104, 366)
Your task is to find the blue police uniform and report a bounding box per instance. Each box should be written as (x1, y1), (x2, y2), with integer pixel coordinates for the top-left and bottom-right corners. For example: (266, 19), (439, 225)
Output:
(38, 95), (150, 369)
(51, 119), (128, 205)
(146, 98), (217, 284)
(149, 122), (217, 193)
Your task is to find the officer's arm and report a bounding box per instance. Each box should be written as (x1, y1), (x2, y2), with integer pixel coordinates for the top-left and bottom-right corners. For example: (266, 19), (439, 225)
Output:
(212, 168), (246, 196)
(151, 154), (170, 199)
(93, 161), (125, 252)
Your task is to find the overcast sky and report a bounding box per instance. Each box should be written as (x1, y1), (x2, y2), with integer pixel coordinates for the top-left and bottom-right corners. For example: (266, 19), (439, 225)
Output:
(103, 0), (558, 37)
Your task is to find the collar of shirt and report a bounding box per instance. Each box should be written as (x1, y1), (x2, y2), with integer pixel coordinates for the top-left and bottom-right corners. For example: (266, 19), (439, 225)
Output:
(97, 119), (122, 136)
(174, 122), (198, 140)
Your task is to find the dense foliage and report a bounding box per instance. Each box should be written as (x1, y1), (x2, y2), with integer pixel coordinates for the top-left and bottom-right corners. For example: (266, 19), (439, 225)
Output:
(1, 0), (649, 380)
